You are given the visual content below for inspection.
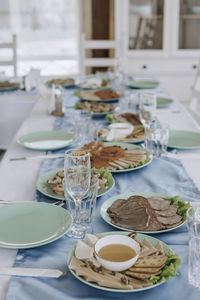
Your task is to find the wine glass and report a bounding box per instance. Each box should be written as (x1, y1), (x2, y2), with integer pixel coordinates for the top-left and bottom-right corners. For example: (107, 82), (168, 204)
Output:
(139, 93), (157, 147)
(64, 149), (91, 238)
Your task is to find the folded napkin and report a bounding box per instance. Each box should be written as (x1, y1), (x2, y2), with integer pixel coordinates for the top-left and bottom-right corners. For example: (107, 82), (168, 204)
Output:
(37, 83), (55, 114)
(25, 69), (41, 91)
(106, 122), (134, 141)
(81, 78), (102, 88)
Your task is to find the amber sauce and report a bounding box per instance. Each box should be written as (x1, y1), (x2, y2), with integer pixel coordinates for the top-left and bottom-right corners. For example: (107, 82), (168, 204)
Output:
(98, 244), (136, 262)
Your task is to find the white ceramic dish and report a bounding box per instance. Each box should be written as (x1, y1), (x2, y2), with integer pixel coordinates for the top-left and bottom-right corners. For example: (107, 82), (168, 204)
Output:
(94, 234), (140, 272)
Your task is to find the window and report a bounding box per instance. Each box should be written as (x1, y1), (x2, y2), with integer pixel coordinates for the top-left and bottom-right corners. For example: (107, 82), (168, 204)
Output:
(0, 0), (79, 76)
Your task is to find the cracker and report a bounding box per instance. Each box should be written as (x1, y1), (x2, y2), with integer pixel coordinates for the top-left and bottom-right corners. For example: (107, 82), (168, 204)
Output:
(128, 266), (162, 274)
(134, 254), (168, 268)
(125, 270), (162, 279)
(156, 241), (165, 255)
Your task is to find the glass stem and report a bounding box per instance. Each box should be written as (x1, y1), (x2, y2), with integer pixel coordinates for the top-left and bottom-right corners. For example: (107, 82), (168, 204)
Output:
(74, 199), (81, 224)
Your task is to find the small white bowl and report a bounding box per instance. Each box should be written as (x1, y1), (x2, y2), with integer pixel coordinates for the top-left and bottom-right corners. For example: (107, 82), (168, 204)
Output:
(94, 234), (140, 272)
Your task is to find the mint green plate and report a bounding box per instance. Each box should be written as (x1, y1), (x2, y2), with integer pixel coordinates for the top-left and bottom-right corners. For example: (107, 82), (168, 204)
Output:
(168, 130), (200, 149)
(128, 81), (159, 89)
(0, 202), (72, 249)
(18, 131), (76, 151)
(36, 169), (115, 200)
(103, 142), (152, 173)
(0, 83), (20, 92)
(100, 192), (185, 234)
(157, 97), (173, 108)
(67, 231), (173, 292)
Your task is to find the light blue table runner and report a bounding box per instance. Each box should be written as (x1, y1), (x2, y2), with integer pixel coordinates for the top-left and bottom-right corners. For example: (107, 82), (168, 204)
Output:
(6, 88), (200, 300)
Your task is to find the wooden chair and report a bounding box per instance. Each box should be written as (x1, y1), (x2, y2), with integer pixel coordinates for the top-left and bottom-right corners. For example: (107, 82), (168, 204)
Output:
(188, 61), (200, 122)
(0, 34), (17, 77)
(79, 33), (120, 76)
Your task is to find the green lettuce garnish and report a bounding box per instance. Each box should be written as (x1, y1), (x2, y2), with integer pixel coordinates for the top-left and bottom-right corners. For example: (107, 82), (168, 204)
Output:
(74, 90), (81, 97)
(74, 102), (80, 110)
(91, 167), (113, 189)
(106, 114), (118, 123)
(163, 196), (190, 221)
(146, 253), (181, 285)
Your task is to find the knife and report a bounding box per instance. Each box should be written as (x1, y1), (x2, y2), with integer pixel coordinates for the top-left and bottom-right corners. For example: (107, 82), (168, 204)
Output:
(9, 153), (65, 161)
(0, 267), (67, 278)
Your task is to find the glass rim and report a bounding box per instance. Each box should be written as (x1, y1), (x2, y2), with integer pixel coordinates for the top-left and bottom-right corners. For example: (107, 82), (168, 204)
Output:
(186, 206), (200, 221)
(64, 148), (90, 157)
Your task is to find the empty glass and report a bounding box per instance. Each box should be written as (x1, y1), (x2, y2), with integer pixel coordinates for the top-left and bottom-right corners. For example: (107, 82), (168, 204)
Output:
(71, 111), (92, 146)
(64, 149), (91, 238)
(139, 93), (157, 128)
(188, 237), (200, 288)
(186, 207), (200, 237)
(64, 176), (99, 237)
(145, 122), (169, 157)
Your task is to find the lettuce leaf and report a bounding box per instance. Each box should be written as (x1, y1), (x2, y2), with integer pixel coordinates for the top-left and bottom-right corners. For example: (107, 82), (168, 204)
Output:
(163, 196), (190, 221)
(106, 114), (118, 123)
(146, 253), (181, 285)
(91, 167), (113, 187)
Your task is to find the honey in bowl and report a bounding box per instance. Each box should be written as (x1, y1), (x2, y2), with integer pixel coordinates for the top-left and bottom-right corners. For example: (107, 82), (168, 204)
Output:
(98, 244), (136, 262)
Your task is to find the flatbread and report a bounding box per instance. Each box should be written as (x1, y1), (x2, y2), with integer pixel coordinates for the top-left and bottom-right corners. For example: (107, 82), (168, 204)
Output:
(125, 270), (162, 279)
(156, 241), (165, 255)
(128, 266), (162, 274)
(134, 254), (168, 268)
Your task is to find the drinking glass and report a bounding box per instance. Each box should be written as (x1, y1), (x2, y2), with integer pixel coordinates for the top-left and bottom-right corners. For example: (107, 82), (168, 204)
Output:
(71, 111), (92, 146)
(188, 237), (200, 288)
(145, 122), (169, 157)
(64, 175), (99, 236)
(139, 93), (157, 128)
(64, 149), (91, 238)
(186, 206), (200, 237)
(139, 93), (157, 148)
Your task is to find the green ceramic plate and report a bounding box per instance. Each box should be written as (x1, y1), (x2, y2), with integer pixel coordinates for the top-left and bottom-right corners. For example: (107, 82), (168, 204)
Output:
(67, 231), (173, 292)
(75, 90), (119, 103)
(100, 192), (185, 234)
(36, 169), (115, 200)
(157, 97), (173, 108)
(128, 81), (159, 89)
(168, 130), (200, 149)
(74, 101), (116, 118)
(18, 131), (76, 151)
(0, 202), (72, 249)
(0, 83), (19, 92)
(103, 142), (152, 173)
(99, 126), (145, 144)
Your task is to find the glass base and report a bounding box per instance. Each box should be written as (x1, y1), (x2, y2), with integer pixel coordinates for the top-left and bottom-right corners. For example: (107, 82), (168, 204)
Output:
(66, 223), (87, 239)
(66, 222), (93, 239)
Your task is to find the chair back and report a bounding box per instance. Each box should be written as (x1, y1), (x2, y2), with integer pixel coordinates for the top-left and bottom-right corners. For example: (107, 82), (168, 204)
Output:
(0, 34), (17, 77)
(79, 33), (119, 76)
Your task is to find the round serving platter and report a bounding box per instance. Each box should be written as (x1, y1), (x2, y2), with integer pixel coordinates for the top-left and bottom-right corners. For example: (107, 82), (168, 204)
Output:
(67, 231), (174, 293)
(100, 192), (185, 234)
(37, 169), (115, 200)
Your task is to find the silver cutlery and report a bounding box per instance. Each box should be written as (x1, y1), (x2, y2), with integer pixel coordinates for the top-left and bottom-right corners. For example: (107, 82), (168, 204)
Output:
(0, 200), (65, 206)
(10, 153), (65, 161)
(0, 267), (66, 278)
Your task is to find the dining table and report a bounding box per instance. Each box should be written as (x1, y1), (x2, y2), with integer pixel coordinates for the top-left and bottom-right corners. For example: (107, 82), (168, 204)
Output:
(0, 80), (200, 300)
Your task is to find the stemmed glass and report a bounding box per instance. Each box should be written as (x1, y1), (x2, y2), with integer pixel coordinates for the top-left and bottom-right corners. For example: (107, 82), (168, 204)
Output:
(139, 93), (157, 147)
(64, 149), (91, 238)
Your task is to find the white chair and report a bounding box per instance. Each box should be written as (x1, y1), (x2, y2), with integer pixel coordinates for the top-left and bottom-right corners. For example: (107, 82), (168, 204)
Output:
(79, 33), (120, 76)
(0, 34), (17, 77)
(188, 61), (200, 122)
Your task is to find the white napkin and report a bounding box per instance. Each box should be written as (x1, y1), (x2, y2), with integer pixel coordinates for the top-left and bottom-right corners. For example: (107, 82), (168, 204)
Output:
(25, 68), (41, 91)
(37, 83), (55, 114)
(106, 123), (134, 141)
(81, 78), (102, 88)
